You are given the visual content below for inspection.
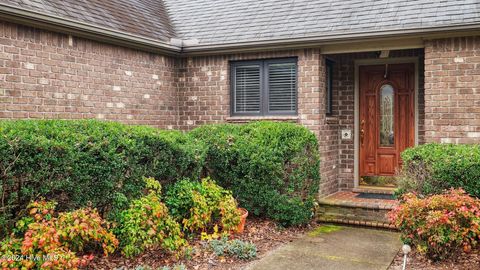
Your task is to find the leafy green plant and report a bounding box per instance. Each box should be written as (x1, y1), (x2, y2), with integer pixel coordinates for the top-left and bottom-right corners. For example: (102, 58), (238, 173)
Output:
(398, 143), (480, 198)
(0, 119), (207, 236)
(209, 237), (257, 260)
(0, 200), (118, 269)
(190, 121), (320, 226)
(114, 178), (187, 258)
(389, 189), (480, 261)
(165, 178), (240, 233)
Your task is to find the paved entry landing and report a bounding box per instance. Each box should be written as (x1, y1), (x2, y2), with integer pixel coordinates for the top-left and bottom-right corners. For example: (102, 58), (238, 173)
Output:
(318, 191), (399, 228)
(245, 225), (400, 270)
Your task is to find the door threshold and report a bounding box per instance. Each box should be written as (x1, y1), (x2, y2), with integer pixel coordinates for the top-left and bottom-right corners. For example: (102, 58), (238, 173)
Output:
(353, 186), (395, 195)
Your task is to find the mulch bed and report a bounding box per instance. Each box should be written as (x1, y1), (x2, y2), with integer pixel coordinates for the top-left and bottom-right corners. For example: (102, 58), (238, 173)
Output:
(389, 248), (480, 270)
(89, 218), (312, 269)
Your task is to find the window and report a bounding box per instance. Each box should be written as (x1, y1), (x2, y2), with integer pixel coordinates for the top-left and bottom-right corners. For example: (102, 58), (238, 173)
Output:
(325, 59), (334, 115)
(231, 58), (297, 116)
(379, 84), (394, 146)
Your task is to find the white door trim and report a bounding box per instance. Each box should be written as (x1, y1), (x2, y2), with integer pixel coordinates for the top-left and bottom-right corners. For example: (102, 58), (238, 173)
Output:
(353, 57), (419, 188)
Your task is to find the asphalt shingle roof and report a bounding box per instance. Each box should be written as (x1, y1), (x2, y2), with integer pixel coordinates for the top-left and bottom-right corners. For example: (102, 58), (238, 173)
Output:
(2, 0), (480, 46)
(164, 0), (480, 45)
(3, 0), (176, 41)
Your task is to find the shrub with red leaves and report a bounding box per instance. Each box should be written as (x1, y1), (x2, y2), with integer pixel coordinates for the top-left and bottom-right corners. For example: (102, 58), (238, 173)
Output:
(389, 189), (480, 261)
(0, 200), (118, 269)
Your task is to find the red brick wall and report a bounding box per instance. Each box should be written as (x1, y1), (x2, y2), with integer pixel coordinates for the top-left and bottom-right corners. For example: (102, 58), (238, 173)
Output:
(424, 36), (480, 143)
(177, 50), (339, 196)
(0, 24), (340, 196)
(11, 19), (480, 196)
(0, 21), (178, 128)
(328, 49), (425, 190)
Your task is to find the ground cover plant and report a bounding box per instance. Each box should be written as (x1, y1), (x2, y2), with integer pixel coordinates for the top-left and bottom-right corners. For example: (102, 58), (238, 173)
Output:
(208, 237), (257, 260)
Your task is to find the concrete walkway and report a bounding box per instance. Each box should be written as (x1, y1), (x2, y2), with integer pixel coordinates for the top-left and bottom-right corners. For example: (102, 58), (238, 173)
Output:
(245, 225), (401, 270)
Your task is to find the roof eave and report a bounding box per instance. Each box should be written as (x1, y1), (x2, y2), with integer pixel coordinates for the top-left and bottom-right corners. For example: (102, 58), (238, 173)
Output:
(0, 3), (182, 55)
(180, 23), (480, 55)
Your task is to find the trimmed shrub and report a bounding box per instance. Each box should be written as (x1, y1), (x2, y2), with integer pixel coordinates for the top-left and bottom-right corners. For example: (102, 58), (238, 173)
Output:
(398, 143), (480, 197)
(190, 121), (320, 226)
(165, 178), (241, 233)
(389, 189), (480, 261)
(114, 178), (187, 258)
(0, 120), (207, 236)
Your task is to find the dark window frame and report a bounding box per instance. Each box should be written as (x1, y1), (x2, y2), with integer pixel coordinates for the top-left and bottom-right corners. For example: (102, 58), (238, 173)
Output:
(326, 59), (334, 115)
(230, 58), (298, 116)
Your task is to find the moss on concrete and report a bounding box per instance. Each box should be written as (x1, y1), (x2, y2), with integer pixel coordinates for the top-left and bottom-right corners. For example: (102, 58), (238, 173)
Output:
(308, 225), (342, 237)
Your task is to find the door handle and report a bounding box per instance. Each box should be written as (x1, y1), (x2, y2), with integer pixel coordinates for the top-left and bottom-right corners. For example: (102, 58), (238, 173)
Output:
(360, 120), (365, 145)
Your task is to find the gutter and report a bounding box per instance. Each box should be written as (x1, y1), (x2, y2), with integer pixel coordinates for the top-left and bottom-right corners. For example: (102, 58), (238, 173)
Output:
(0, 3), (182, 55)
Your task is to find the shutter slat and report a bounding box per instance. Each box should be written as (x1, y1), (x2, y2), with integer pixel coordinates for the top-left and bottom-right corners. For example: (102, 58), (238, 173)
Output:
(234, 65), (261, 113)
(268, 63), (296, 112)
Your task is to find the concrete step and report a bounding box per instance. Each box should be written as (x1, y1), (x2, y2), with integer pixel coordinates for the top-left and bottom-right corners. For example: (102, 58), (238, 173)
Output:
(317, 191), (398, 229)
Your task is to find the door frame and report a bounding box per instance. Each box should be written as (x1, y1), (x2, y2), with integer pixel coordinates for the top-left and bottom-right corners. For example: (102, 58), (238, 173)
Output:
(354, 57), (419, 188)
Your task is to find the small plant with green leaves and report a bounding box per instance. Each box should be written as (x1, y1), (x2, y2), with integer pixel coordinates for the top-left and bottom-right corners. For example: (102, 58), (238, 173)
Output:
(208, 237), (257, 260)
(114, 178), (187, 258)
(165, 178), (241, 234)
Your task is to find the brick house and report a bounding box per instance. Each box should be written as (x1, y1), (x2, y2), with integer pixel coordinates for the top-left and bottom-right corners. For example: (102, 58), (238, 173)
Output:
(1, 0), (480, 198)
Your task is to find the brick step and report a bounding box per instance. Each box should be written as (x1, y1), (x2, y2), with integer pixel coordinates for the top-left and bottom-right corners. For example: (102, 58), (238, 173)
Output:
(352, 186), (395, 195)
(317, 191), (398, 229)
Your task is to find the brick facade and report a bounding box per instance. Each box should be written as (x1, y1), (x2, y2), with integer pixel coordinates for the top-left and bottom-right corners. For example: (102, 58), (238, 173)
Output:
(0, 21), (178, 128)
(424, 36), (480, 143)
(2, 20), (480, 197)
(177, 50), (339, 196)
(327, 49), (425, 190)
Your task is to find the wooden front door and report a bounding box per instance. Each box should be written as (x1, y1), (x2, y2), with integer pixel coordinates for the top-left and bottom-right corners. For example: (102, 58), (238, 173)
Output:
(359, 63), (415, 181)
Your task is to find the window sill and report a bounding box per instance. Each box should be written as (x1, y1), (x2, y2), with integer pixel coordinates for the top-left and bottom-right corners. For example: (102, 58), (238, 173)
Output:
(226, 116), (299, 123)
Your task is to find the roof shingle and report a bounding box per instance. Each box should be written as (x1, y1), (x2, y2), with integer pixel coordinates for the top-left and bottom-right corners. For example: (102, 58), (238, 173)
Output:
(3, 0), (176, 41)
(164, 0), (480, 45)
(2, 0), (480, 46)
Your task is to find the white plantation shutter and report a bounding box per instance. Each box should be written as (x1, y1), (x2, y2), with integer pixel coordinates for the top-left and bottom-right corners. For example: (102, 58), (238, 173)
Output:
(231, 58), (297, 116)
(268, 62), (297, 113)
(234, 65), (261, 113)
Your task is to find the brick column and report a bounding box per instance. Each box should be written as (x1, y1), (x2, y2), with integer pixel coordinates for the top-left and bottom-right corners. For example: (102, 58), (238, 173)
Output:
(424, 36), (480, 143)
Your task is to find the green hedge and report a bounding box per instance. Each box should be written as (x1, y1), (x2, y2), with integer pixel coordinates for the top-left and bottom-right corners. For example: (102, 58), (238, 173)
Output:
(398, 143), (480, 197)
(190, 121), (320, 226)
(0, 120), (206, 235)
